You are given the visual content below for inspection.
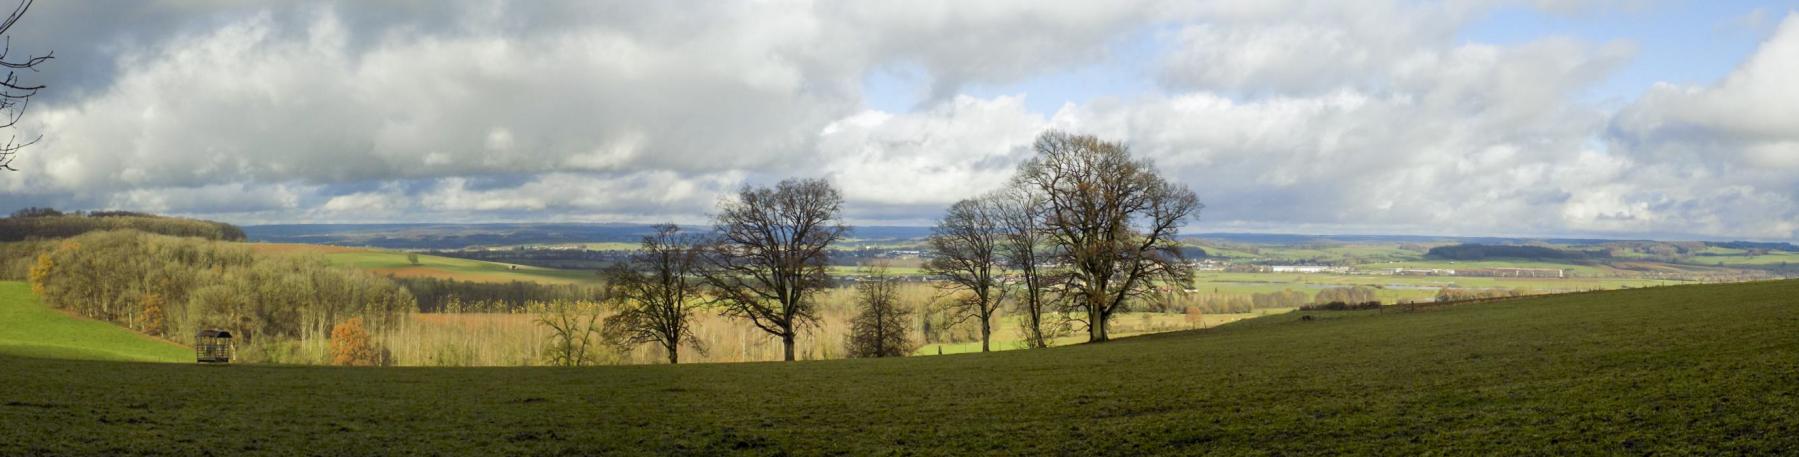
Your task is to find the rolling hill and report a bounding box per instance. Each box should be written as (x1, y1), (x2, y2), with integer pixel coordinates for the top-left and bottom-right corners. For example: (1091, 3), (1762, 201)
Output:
(0, 281), (190, 363)
(2, 280), (1795, 455)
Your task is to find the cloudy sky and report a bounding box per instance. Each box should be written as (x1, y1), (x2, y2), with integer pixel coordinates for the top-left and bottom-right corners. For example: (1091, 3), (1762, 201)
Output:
(0, 1), (1795, 240)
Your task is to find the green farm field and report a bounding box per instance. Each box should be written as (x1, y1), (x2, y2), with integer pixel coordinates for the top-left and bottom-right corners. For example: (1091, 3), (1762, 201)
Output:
(250, 243), (602, 285)
(3, 280), (1795, 455)
(0, 281), (190, 363)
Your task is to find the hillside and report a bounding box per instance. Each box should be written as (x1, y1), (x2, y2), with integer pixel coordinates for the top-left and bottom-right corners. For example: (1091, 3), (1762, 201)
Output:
(3, 280), (1795, 455)
(0, 281), (190, 363)
(0, 212), (246, 242)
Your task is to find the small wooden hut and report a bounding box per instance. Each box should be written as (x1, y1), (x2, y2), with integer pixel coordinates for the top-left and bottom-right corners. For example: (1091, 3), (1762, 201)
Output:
(195, 329), (234, 364)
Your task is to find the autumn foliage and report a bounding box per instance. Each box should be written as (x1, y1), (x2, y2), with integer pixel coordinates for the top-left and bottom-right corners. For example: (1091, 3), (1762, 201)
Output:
(330, 317), (379, 366)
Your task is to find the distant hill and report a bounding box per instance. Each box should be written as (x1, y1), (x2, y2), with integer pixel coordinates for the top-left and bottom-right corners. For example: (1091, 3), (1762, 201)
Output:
(1426, 243), (1607, 261)
(0, 209), (245, 242)
(244, 223), (939, 249)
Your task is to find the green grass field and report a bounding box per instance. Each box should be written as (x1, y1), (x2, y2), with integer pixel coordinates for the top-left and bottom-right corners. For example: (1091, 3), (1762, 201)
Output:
(0, 282), (190, 363)
(3, 280), (1795, 455)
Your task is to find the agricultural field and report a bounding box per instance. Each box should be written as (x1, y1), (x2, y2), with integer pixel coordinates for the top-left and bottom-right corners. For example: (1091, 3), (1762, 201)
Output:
(1191, 271), (1679, 303)
(250, 243), (602, 285)
(915, 308), (1294, 355)
(3, 280), (1795, 455)
(0, 281), (189, 363)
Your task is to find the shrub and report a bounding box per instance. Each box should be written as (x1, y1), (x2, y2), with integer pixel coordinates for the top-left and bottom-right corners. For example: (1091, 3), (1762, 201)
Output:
(330, 317), (380, 366)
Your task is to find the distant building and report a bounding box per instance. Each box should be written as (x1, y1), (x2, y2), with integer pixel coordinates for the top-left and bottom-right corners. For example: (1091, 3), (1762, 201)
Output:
(1269, 265), (1347, 274)
(1393, 268), (1456, 276)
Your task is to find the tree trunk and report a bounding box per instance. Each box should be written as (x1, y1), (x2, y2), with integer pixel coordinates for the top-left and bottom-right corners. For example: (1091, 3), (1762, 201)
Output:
(782, 334), (796, 361)
(1089, 306), (1109, 342)
(981, 318), (991, 352)
(667, 342), (679, 364)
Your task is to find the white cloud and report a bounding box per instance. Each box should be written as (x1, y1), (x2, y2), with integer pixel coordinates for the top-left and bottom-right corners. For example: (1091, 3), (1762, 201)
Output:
(0, 1), (1793, 240)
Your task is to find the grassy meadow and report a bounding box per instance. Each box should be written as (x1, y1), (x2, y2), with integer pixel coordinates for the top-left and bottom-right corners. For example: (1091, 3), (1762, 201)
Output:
(0, 281), (190, 363)
(2, 279), (1794, 455)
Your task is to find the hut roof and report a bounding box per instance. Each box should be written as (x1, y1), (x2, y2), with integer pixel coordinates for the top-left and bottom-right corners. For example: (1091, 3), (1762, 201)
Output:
(197, 329), (233, 338)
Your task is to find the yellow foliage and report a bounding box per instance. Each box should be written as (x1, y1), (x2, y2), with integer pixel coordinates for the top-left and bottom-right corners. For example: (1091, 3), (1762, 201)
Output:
(28, 254), (52, 296)
(330, 317), (380, 366)
(139, 293), (166, 336)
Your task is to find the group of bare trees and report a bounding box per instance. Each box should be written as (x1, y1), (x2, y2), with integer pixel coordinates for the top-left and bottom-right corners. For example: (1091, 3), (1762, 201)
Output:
(603, 130), (1199, 363)
(603, 178), (846, 363)
(926, 130), (1202, 350)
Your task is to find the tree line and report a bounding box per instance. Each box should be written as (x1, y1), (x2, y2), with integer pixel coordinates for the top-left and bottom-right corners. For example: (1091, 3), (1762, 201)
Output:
(1, 208), (247, 242)
(1426, 244), (1605, 261)
(392, 276), (606, 313)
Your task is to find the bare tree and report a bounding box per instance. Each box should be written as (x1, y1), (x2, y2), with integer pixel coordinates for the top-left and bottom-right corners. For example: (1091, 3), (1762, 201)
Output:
(602, 224), (706, 364)
(1013, 130), (1202, 343)
(0, 0), (50, 171)
(924, 196), (1007, 352)
(535, 299), (605, 367)
(991, 186), (1061, 348)
(700, 178), (848, 361)
(844, 263), (915, 358)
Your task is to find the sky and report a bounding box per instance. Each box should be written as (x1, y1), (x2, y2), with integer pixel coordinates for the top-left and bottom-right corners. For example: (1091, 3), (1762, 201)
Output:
(0, 0), (1795, 241)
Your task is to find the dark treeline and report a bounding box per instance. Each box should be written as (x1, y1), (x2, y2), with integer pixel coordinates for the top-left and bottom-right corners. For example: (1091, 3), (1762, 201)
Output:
(1707, 241), (1799, 252)
(1, 208), (246, 242)
(392, 277), (607, 313)
(1426, 244), (1606, 261)
(431, 248), (627, 270)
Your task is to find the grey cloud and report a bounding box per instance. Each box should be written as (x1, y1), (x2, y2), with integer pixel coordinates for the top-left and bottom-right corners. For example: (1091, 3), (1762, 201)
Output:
(0, 1), (1793, 241)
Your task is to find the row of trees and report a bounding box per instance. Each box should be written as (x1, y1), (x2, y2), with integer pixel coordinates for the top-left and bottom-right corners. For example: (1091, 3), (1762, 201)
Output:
(599, 130), (1203, 363)
(392, 277), (606, 313)
(26, 230), (414, 354)
(1, 210), (247, 242)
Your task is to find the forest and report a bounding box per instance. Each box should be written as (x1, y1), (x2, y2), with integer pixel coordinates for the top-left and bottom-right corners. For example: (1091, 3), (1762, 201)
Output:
(19, 230), (414, 363)
(0, 208), (246, 242)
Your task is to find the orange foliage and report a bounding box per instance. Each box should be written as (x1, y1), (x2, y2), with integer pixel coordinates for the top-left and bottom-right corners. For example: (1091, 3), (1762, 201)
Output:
(139, 293), (166, 336)
(330, 317), (380, 366)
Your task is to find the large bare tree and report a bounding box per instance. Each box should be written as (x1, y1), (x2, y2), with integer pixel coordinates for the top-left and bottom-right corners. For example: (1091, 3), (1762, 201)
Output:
(843, 263), (915, 358)
(991, 186), (1059, 348)
(923, 196), (1007, 352)
(1013, 130), (1202, 342)
(602, 224), (706, 364)
(700, 178), (848, 361)
(0, 0), (50, 171)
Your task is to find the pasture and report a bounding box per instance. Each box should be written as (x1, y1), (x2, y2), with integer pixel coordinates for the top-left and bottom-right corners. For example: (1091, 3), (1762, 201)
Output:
(2, 280), (1794, 455)
(0, 281), (190, 363)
